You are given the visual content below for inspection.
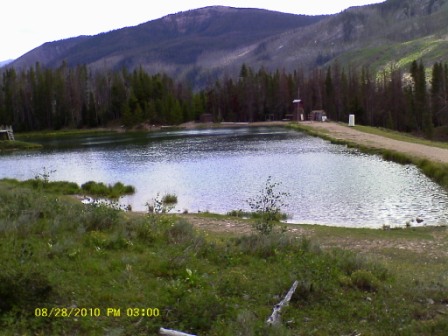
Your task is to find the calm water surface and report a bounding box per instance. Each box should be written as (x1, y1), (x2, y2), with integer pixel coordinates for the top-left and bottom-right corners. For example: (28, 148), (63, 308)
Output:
(2, 127), (448, 228)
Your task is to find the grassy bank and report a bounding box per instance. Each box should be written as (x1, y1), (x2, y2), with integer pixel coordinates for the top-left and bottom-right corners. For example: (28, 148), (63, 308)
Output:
(14, 128), (119, 140)
(289, 123), (448, 190)
(0, 140), (42, 152)
(1, 178), (135, 200)
(1, 180), (447, 335)
(353, 125), (448, 150)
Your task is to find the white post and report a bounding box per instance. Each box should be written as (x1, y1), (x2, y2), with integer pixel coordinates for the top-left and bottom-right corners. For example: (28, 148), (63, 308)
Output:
(348, 114), (355, 127)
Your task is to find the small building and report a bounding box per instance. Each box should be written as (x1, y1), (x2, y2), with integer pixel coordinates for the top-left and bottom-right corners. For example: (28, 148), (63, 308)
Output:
(292, 99), (305, 121)
(309, 110), (327, 122)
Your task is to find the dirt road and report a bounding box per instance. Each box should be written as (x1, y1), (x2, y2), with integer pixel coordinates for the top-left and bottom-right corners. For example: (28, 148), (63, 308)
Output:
(302, 121), (448, 163)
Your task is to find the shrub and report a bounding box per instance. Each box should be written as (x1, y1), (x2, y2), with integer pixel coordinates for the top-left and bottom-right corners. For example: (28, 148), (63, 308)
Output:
(165, 219), (197, 244)
(162, 193), (178, 204)
(146, 193), (176, 214)
(80, 203), (120, 231)
(247, 176), (290, 235)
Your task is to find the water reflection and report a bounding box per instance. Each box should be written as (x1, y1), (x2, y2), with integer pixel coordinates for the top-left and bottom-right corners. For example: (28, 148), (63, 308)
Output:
(1, 127), (448, 228)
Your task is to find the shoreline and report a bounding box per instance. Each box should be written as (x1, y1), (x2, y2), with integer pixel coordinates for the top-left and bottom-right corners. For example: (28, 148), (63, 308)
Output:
(290, 121), (448, 190)
(294, 121), (448, 163)
(11, 120), (448, 229)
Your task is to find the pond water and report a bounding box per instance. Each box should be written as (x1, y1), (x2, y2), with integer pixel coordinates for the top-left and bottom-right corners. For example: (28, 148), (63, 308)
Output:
(2, 127), (448, 228)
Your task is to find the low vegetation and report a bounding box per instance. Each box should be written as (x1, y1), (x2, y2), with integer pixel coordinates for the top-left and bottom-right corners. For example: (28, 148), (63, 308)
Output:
(246, 176), (290, 235)
(0, 179), (447, 335)
(0, 140), (42, 151)
(161, 193), (178, 205)
(1, 177), (135, 200)
(81, 181), (135, 199)
(353, 125), (448, 150)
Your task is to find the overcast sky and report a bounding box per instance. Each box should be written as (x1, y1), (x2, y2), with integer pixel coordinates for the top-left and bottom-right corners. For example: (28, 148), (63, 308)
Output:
(1, 0), (386, 61)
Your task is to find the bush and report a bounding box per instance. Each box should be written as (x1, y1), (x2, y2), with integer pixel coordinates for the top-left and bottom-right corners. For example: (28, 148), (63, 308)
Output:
(165, 219), (197, 244)
(146, 194), (176, 214)
(80, 203), (120, 231)
(162, 193), (178, 204)
(247, 176), (290, 235)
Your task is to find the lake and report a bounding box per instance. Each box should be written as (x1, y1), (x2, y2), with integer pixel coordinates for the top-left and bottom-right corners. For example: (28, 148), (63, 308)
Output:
(2, 126), (448, 228)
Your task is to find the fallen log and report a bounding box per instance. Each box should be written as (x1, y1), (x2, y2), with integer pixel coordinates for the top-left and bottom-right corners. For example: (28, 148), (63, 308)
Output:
(159, 327), (196, 336)
(266, 280), (299, 325)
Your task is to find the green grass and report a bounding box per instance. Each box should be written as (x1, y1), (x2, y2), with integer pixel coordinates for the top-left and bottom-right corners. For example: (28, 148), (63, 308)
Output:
(0, 140), (42, 151)
(81, 181), (136, 199)
(15, 129), (118, 140)
(333, 34), (448, 76)
(1, 178), (135, 200)
(1, 180), (447, 335)
(354, 125), (448, 150)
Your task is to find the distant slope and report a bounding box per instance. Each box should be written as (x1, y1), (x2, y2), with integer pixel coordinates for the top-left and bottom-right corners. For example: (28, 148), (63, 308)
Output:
(12, 36), (90, 70)
(9, 0), (448, 84)
(11, 6), (324, 76)
(0, 59), (13, 68)
(232, 0), (448, 73)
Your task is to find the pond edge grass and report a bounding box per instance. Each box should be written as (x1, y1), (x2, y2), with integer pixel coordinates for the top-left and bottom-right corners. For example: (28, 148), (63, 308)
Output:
(0, 140), (42, 151)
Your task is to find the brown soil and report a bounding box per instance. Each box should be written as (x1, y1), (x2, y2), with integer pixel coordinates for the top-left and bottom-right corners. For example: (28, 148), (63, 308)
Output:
(303, 121), (448, 163)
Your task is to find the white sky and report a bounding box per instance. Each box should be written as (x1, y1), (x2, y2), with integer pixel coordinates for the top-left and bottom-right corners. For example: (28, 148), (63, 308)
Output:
(1, 0), (385, 61)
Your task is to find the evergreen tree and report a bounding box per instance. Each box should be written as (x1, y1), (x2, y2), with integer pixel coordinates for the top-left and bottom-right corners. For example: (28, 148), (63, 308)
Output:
(431, 62), (447, 126)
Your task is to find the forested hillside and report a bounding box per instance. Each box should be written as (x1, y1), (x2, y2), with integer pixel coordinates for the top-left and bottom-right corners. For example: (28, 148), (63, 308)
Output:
(1, 61), (447, 139)
(9, 6), (324, 82)
(7, 0), (448, 84)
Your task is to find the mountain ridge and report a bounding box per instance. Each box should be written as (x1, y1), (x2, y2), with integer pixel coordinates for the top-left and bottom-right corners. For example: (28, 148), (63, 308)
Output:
(8, 0), (448, 84)
(11, 6), (324, 73)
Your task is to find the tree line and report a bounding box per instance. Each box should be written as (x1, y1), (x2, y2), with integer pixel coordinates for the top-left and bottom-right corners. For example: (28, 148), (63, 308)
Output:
(1, 61), (447, 138)
(0, 63), (199, 131)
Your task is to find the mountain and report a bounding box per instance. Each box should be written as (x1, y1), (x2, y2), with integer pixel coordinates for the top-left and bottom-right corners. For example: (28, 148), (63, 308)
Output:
(0, 59), (13, 68)
(227, 0), (448, 74)
(9, 0), (448, 83)
(10, 7), (324, 77)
